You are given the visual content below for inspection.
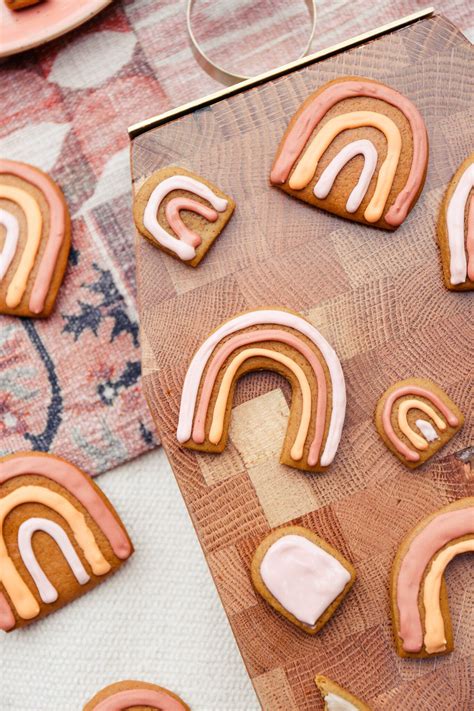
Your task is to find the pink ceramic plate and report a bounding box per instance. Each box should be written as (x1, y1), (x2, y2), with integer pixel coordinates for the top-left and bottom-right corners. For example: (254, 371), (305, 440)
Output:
(0, 0), (113, 58)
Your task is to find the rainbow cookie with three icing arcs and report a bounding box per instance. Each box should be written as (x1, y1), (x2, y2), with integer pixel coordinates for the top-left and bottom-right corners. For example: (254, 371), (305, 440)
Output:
(315, 675), (372, 711)
(133, 166), (235, 266)
(0, 452), (133, 631)
(251, 525), (356, 634)
(437, 152), (474, 291)
(270, 76), (429, 229)
(0, 159), (71, 317)
(391, 498), (474, 658)
(375, 377), (464, 469)
(83, 680), (190, 711)
(176, 307), (346, 472)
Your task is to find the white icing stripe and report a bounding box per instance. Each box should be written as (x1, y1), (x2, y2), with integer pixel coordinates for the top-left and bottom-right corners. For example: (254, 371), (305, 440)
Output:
(324, 693), (359, 711)
(18, 517), (90, 604)
(415, 419), (439, 442)
(314, 139), (378, 213)
(0, 208), (19, 281)
(143, 175), (228, 261)
(260, 535), (351, 626)
(177, 309), (346, 466)
(446, 162), (474, 285)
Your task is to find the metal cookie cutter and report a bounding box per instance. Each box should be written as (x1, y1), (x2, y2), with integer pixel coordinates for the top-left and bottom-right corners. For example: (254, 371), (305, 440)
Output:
(186, 0), (318, 85)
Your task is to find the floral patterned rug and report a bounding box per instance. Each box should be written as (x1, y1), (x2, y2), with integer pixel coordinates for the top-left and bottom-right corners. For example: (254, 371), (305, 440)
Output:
(1, 0), (470, 475)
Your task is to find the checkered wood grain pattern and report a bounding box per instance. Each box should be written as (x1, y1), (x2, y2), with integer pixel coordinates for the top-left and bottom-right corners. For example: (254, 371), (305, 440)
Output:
(132, 15), (474, 710)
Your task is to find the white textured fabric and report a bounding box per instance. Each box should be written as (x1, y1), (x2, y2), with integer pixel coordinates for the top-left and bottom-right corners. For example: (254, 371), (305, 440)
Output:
(0, 450), (259, 710)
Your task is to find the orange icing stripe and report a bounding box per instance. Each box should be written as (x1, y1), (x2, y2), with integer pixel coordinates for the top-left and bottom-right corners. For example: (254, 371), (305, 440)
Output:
(0, 592), (15, 631)
(0, 184), (42, 308)
(209, 347), (312, 462)
(397, 399), (446, 451)
(0, 160), (67, 314)
(192, 329), (327, 467)
(271, 79), (428, 226)
(0, 485), (110, 620)
(382, 386), (459, 462)
(423, 538), (474, 653)
(289, 111), (401, 223)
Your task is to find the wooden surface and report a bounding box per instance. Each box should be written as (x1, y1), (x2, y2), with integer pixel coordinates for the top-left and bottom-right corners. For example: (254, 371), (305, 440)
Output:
(132, 14), (473, 710)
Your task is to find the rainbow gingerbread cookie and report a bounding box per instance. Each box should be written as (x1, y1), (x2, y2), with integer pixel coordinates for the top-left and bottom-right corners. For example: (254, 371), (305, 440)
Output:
(133, 166), (235, 266)
(391, 498), (474, 658)
(251, 526), (355, 634)
(375, 378), (463, 469)
(177, 308), (346, 472)
(437, 153), (474, 291)
(270, 77), (428, 229)
(0, 452), (133, 631)
(84, 680), (190, 710)
(0, 159), (71, 317)
(315, 675), (371, 711)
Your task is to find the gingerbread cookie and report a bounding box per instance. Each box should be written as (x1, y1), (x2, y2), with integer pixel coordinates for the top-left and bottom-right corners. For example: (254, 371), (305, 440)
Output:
(0, 159), (70, 317)
(0, 452), (133, 631)
(270, 76), (428, 229)
(391, 498), (474, 658)
(251, 526), (355, 634)
(437, 153), (474, 291)
(133, 166), (234, 266)
(177, 308), (346, 472)
(315, 675), (372, 711)
(375, 378), (463, 469)
(83, 680), (190, 711)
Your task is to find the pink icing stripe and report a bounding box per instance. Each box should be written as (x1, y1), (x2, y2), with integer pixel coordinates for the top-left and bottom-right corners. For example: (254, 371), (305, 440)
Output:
(270, 79), (428, 226)
(0, 592), (15, 631)
(382, 386), (459, 462)
(396, 506), (474, 652)
(0, 159), (67, 315)
(192, 329), (327, 467)
(0, 455), (131, 560)
(467, 194), (474, 282)
(91, 689), (187, 711)
(165, 197), (218, 248)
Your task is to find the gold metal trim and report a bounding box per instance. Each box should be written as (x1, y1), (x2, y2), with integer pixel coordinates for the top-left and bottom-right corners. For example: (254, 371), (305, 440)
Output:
(186, 0), (317, 86)
(128, 6), (434, 139)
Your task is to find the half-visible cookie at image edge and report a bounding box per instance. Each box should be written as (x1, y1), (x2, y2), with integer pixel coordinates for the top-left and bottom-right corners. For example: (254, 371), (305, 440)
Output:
(270, 76), (428, 229)
(374, 377), (464, 469)
(437, 152), (474, 291)
(0, 159), (71, 317)
(391, 498), (474, 658)
(315, 675), (372, 711)
(133, 166), (235, 267)
(251, 525), (356, 634)
(83, 679), (190, 710)
(0, 452), (133, 631)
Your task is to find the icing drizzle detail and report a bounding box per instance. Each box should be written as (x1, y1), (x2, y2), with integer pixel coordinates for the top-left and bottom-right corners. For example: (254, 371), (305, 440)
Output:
(271, 78), (428, 226)
(0, 208), (19, 282)
(18, 517), (90, 604)
(91, 688), (188, 711)
(446, 162), (474, 285)
(177, 309), (346, 468)
(313, 139), (378, 213)
(381, 385), (458, 462)
(289, 111), (401, 223)
(143, 175), (228, 261)
(0, 160), (68, 313)
(395, 503), (474, 654)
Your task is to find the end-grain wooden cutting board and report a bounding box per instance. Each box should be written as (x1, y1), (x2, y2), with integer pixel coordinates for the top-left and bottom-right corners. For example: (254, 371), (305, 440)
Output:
(131, 13), (473, 710)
